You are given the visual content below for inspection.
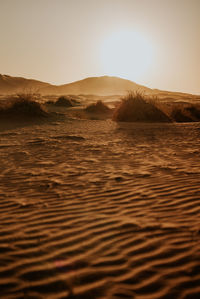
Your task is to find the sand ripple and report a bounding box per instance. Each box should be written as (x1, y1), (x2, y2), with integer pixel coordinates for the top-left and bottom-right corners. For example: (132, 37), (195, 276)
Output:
(0, 120), (200, 298)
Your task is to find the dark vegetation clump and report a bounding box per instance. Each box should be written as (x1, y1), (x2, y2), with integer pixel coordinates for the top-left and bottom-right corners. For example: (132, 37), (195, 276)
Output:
(171, 107), (193, 122)
(85, 100), (111, 113)
(185, 105), (200, 120)
(113, 92), (171, 122)
(54, 96), (73, 107)
(46, 96), (80, 107)
(0, 93), (48, 119)
(171, 104), (200, 122)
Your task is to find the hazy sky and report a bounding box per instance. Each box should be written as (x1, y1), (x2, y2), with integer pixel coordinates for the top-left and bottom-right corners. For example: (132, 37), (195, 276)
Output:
(0, 0), (199, 93)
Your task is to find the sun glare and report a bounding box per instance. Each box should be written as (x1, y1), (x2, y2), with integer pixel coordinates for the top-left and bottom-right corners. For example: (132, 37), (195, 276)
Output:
(100, 30), (155, 82)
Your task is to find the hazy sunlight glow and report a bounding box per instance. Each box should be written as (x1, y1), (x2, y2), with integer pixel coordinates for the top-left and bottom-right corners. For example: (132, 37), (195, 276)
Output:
(100, 30), (155, 82)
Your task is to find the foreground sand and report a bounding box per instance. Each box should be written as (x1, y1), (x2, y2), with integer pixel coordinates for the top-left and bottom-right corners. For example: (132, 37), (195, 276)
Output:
(0, 116), (200, 299)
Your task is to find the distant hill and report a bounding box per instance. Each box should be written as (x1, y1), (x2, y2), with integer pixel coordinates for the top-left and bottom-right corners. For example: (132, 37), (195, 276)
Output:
(0, 74), (152, 96)
(0, 74), (51, 95)
(40, 76), (152, 96)
(0, 74), (199, 101)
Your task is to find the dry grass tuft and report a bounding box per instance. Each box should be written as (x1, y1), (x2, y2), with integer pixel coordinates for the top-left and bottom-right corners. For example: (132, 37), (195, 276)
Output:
(46, 96), (80, 107)
(0, 93), (48, 119)
(171, 104), (200, 122)
(54, 96), (74, 107)
(85, 100), (111, 113)
(113, 91), (171, 122)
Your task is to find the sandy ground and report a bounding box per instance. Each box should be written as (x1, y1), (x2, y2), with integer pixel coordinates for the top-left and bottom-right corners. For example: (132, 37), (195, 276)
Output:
(0, 113), (200, 298)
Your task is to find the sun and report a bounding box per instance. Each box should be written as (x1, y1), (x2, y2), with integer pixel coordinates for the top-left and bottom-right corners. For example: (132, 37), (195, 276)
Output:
(100, 30), (155, 82)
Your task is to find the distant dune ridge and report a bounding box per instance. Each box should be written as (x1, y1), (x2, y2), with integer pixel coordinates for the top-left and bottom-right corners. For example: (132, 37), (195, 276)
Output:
(0, 74), (51, 95)
(1, 73), (199, 98)
(0, 74), (151, 96)
(40, 76), (152, 96)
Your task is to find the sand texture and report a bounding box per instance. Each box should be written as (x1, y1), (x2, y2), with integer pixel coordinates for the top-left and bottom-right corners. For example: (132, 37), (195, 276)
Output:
(0, 118), (200, 299)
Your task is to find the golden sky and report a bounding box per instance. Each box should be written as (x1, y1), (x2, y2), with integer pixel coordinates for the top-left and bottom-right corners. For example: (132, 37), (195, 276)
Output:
(0, 0), (199, 94)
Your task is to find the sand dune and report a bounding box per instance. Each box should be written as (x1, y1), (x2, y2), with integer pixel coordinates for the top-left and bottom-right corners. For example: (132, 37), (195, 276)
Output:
(0, 115), (200, 298)
(0, 74), (50, 95)
(1, 74), (200, 99)
(0, 74), (151, 96)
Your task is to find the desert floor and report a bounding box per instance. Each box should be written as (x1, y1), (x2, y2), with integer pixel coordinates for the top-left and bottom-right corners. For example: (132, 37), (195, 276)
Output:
(0, 111), (200, 298)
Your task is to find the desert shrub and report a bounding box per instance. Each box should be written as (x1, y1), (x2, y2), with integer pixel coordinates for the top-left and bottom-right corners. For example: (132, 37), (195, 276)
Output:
(54, 96), (74, 107)
(47, 95), (81, 107)
(85, 100), (111, 113)
(113, 91), (171, 122)
(170, 104), (200, 122)
(185, 105), (200, 121)
(0, 93), (48, 118)
(171, 106), (193, 122)
(46, 99), (55, 105)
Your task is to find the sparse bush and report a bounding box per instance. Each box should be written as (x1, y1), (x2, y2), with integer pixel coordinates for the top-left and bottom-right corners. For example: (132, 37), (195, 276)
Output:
(170, 104), (200, 122)
(85, 100), (111, 113)
(113, 91), (171, 122)
(46, 95), (81, 107)
(46, 99), (55, 105)
(171, 107), (193, 122)
(54, 96), (74, 107)
(185, 105), (200, 120)
(0, 93), (48, 119)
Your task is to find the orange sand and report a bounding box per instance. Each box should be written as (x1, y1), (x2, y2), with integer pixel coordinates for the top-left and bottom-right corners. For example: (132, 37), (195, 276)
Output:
(0, 117), (200, 299)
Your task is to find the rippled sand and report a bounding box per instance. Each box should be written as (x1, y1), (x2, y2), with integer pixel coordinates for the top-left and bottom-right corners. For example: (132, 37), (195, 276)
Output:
(0, 117), (200, 299)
